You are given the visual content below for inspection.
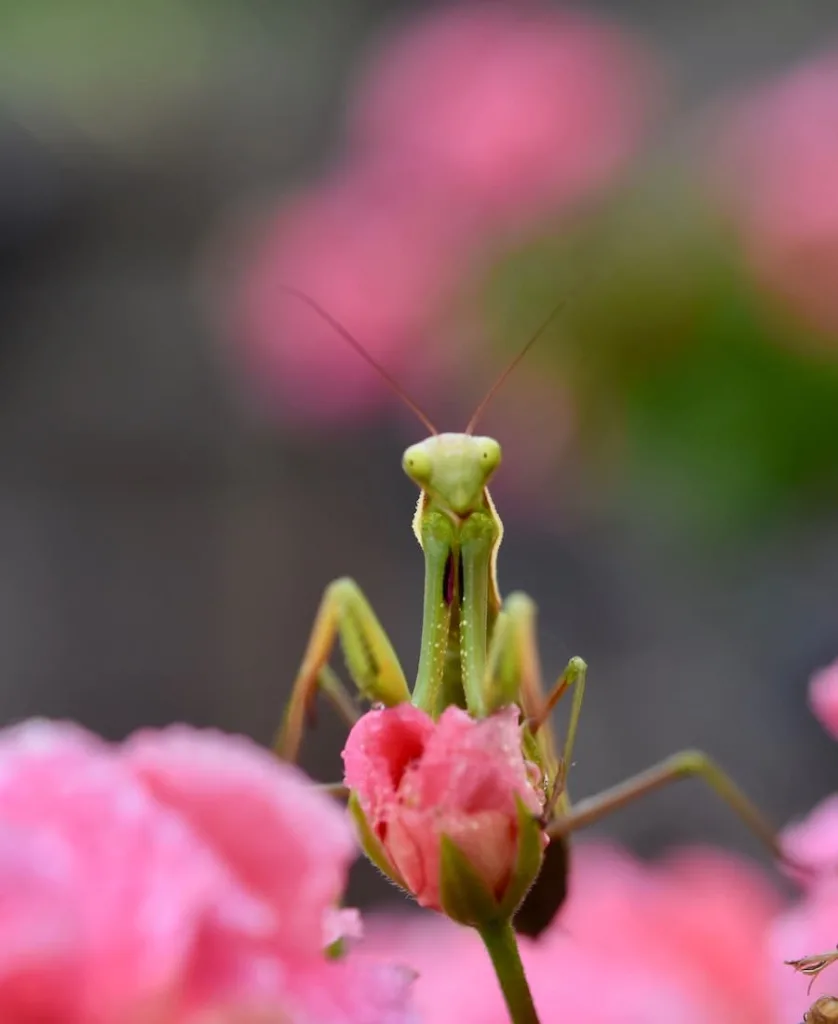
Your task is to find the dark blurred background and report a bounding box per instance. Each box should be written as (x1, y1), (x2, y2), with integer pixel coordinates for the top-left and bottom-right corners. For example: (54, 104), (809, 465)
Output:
(2, 0), (838, 907)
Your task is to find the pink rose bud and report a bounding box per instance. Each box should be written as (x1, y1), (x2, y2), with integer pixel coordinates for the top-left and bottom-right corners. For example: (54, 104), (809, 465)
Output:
(342, 704), (547, 925)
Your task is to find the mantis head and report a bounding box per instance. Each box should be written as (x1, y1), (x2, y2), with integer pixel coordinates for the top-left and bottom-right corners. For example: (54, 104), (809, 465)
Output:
(403, 433), (501, 518)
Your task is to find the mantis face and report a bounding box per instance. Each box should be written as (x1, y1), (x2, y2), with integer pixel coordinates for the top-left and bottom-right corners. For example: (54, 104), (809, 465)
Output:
(402, 432), (502, 518)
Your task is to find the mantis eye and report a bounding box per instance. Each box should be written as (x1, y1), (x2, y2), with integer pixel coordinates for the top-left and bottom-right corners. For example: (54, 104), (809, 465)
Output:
(475, 438), (502, 475)
(403, 444), (433, 484)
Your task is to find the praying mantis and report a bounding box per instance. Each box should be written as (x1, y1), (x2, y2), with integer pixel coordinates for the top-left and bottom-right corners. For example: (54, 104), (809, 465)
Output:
(274, 287), (786, 936)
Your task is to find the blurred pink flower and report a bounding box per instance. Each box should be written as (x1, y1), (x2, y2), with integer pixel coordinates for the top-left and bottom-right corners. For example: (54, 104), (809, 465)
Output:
(783, 794), (838, 880)
(234, 173), (478, 426)
(711, 51), (838, 341)
(778, 662), (838, 876)
(773, 808), (838, 1019)
(342, 704), (545, 912)
(810, 658), (838, 740)
(231, 4), (658, 429)
(324, 907), (365, 950)
(0, 719), (416, 1024)
(348, 3), (657, 235)
(363, 843), (781, 1022)
(771, 657), (838, 1021)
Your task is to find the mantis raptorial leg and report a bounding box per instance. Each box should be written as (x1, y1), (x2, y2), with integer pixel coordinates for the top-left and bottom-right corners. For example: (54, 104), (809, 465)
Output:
(275, 577), (410, 763)
(483, 591), (586, 804)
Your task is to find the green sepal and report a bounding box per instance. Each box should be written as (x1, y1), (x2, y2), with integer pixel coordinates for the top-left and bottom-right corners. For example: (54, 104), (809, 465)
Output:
(498, 796), (545, 919)
(439, 833), (501, 927)
(347, 792), (408, 890)
(324, 937), (346, 960)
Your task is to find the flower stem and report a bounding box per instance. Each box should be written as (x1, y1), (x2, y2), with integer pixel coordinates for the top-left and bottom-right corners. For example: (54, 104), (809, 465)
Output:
(478, 920), (541, 1024)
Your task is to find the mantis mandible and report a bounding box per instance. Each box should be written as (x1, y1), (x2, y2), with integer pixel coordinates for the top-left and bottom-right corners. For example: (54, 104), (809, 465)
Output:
(275, 287), (786, 936)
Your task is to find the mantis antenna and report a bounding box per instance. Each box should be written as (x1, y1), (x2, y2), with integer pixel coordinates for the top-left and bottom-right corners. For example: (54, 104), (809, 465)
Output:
(464, 294), (575, 435)
(280, 286), (439, 436)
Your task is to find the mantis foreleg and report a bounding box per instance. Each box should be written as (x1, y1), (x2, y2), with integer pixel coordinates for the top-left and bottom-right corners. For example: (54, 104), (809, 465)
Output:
(275, 577), (410, 762)
(484, 591), (586, 810)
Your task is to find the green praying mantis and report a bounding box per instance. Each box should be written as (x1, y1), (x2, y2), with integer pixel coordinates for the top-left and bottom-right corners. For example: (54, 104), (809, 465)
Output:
(275, 287), (786, 936)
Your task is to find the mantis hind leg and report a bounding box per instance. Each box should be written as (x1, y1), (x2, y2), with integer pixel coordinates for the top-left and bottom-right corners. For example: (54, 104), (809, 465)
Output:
(275, 577), (410, 762)
(546, 749), (785, 864)
(518, 750), (789, 939)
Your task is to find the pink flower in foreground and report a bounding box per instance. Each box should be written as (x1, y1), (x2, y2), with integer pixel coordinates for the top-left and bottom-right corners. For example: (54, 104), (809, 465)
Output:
(348, 3), (658, 234)
(364, 843), (781, 1022)
(234, 173), (477, 426)
(772, 861), (838, 1020)
(0, 719), (416, 1024)
(711, 51), (838, 341)
(343, 704), (544, 912)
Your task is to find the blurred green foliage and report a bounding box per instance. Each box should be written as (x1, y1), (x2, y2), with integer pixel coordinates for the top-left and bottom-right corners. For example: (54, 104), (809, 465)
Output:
(488, 172), (838, 539)
(0, 0), (215, 134)
(0, 0), (339, 148)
